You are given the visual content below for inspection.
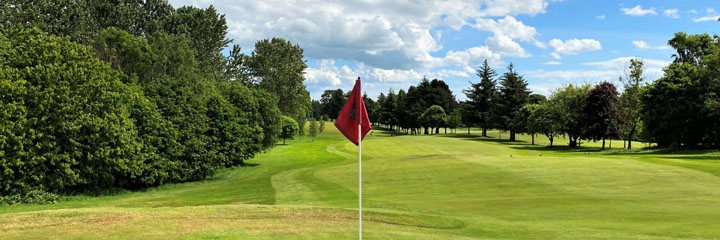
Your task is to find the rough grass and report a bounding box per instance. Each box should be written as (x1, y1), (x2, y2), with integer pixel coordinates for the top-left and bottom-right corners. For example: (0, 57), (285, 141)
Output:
(2, 124), (720, 239)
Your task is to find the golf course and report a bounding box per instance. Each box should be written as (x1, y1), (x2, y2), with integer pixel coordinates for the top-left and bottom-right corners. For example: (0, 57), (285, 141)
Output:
(2, 122), (720, 239)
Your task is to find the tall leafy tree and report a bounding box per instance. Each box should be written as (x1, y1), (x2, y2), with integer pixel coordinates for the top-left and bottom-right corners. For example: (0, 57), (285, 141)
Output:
(464, 59), (497, 137)
(247, 38), (312, 130)
(620, 59), (644, 149)
(551, 84), (590, 147)
(512, 104), (538, 145)
(583, 81), (623, 149)
(320, 89), (345, 119)
(162, 5), (231, 80)
(498, 63), (531, 141)
(528, 102), (562, 146)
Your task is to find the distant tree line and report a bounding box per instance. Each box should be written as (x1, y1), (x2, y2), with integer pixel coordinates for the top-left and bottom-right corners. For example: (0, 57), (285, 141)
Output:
(313, 33), (720, 150)
(0, 1), (311, 202)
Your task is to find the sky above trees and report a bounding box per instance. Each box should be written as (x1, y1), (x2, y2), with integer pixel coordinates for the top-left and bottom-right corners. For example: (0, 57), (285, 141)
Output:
(168, 0), (719, 99)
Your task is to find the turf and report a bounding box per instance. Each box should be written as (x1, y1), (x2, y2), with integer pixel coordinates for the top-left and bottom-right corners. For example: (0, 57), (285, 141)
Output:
(2, 124), (720, 239)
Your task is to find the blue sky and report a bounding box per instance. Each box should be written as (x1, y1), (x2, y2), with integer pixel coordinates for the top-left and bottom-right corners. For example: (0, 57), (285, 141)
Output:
(170, 0), (719, 100)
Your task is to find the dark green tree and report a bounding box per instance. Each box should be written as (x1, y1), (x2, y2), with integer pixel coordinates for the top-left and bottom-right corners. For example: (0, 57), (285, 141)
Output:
(498, 63), (531, 141)
(464, 59), (498, 137)
(320, 89), (345, 119)
(583, 81), (623, 149)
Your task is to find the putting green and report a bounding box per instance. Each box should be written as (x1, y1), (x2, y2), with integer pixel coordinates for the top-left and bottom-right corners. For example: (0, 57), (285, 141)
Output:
(2, 123), (720, 239)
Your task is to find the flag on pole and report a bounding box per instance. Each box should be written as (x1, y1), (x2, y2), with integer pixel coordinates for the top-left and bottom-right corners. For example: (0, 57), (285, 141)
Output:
(335, 77), (370, 239)
(335, 78), (371, 145)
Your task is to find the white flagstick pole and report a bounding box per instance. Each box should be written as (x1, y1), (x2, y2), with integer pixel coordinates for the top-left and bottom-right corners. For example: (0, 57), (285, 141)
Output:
(358, 124), (362, 239)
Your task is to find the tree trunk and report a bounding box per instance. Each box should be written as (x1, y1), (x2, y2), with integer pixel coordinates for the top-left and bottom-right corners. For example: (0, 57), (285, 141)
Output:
(609, 139), (612, 149)
(468, 126), (471, 134)
(602, 137), (606, 150)
(283, 137), (286, 145)
(424, 127), (429, 135)
(444, 127), (447, 134)
(531, 134), (535, 145)
(569, 137), (577, 147)
(549, 137), (553, 146)
(435, 127), (439, 134)
(509, 130), (515, 141)
(482, 127), (487, 137)
(627, 129), (635, 149)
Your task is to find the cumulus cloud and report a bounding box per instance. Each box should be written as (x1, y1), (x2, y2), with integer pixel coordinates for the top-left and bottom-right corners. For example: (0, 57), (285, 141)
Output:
(632, 40), (669, 50)
(621, 5), (658, 16)
(549, 38), (602, 55)
(663, 9), (680, 18)
(596, 15), (606, 20)
(693, 15), (720, 22)
(473, 16), (537, 41)
(485, 34), (531, 58)
(444, 46), (502, 72)
(170, 0), (557, 71)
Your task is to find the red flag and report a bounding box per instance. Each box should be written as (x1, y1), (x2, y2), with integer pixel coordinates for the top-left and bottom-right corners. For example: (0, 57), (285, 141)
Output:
(335, 77), (371, 146)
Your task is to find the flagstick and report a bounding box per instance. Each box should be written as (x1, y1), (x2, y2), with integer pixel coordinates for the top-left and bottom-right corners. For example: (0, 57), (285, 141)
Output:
(358, 123), (362, 239)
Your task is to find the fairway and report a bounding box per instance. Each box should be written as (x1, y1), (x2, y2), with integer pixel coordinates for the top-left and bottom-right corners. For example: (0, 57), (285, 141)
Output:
(2, 123), (720, 239)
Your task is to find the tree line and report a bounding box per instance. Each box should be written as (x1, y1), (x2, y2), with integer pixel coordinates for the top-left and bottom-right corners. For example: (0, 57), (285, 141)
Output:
(314, 32), (720, 150)
(0, 1), (310, 203)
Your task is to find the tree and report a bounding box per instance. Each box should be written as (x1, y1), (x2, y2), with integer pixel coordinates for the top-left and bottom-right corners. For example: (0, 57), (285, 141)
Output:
(246, 38), (311, 132)
(464, 59), (497, 137)
(512, 104), (538, 145)
(318, 118), (326, 133)
(459, 101), (478, 134)
(528, 94), (547, 104)
(280, 116), (299, 145)
(419, 105), (447, 134)
(446, 110), (463, 134)
(320, 89), (345, 119)
(528, 102), (562, 146)
(0, 26), (173, 194)
(161, 5), (231, 80)
(551, 84), (591, 147)
(583, 81), (623, 149)
(620, 59), (645, 149)
(498, 63), (531, 141)
(309, 119), (319, 142)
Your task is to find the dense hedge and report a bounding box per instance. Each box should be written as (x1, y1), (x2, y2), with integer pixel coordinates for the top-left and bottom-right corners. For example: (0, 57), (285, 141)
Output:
(0, 26), (282, 197)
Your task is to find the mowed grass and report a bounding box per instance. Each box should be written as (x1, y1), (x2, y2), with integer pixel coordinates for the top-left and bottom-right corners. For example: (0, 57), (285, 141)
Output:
(2, 124), (720, 239)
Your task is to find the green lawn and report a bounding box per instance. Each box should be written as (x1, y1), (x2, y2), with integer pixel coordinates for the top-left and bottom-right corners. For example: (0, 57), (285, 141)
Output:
(2, 124), (720, 239)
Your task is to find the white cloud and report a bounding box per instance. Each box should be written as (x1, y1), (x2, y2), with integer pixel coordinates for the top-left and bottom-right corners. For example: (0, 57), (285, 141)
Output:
(632, 40), (669, 50)
(549, 38), (602, 55)
(170, 0), (558, 71)
(444, 46), (501, 72)
(596, 15), (606, 20)
(663, 9), (680, 18)
(693, 15), (720, 22)
(544, 61), (561, 65)
(485, 34), (531, 57)
(582, 57), (670, 69)
(473, 16), (538, 41)
(305, 59), (355, 86)
(621, 5), (657, 16)
(550, 52), (562, 60)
